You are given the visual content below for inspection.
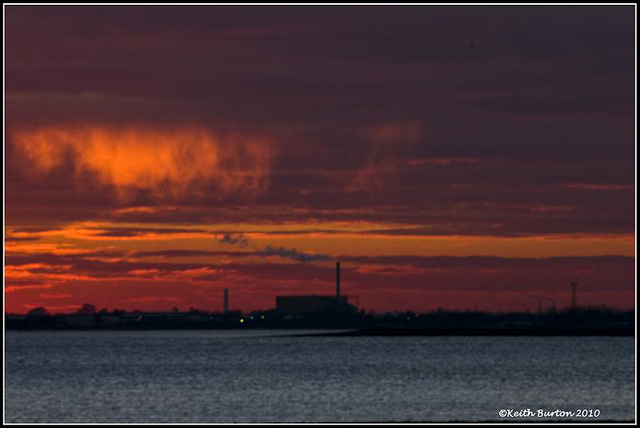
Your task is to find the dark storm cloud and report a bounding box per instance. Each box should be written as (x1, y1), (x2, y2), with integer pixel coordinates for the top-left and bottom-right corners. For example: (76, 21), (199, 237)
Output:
(89, 227), (207, 238)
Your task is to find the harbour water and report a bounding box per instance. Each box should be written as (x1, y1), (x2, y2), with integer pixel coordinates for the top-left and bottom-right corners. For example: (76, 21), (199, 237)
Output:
(5, 331), (635, 422)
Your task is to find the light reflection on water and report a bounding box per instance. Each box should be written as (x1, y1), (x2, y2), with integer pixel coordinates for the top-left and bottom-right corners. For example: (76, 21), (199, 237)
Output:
(5, 331), (635, 422)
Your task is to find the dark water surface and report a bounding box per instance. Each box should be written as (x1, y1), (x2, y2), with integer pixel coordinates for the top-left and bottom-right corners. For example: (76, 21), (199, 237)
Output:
(5, 331), (635, 422)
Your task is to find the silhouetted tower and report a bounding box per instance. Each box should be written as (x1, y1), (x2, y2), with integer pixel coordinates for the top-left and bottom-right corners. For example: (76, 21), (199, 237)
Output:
(336, 261), (340, 298)
(223, 288), (229, 314)
(571, 282), (578, 310)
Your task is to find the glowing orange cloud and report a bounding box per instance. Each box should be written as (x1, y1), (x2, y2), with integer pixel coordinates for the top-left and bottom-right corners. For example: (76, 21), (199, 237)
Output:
(11, 125), (276, 200)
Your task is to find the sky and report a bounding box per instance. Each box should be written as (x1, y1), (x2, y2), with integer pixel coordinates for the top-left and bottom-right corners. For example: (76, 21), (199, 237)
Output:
(4, 5), (636, 314)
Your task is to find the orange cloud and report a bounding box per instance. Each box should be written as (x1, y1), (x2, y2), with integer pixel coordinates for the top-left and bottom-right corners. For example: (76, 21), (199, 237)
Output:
(10, 125), (277, 200)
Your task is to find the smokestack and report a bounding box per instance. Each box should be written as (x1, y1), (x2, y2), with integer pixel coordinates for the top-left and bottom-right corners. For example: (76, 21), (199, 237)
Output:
(336, 262), (340, 298)
(571, 282), (577, 310)
(223, 288), (229, 314)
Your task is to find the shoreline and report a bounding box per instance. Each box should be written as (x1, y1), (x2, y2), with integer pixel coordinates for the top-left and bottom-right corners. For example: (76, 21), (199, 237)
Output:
(298, 327), (635, 337)
(5, 327), (634, 336)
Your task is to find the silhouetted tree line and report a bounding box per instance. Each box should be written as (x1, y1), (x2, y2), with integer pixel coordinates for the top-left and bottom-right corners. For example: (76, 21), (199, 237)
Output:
(5, 304), (635, 334)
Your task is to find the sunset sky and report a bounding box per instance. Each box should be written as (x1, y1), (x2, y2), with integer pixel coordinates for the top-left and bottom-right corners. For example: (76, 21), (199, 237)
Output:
(5, 6), (635, 314)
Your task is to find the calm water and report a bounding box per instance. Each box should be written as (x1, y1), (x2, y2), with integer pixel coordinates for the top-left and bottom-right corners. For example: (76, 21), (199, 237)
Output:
(5, 331), (635, 423)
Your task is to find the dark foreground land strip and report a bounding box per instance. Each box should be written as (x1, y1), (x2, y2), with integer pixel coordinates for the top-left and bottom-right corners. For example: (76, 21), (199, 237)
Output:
(297, 327), (635, 337)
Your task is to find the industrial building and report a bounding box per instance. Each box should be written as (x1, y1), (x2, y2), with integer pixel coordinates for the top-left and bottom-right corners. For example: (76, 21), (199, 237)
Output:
(275, 262), (357, 314)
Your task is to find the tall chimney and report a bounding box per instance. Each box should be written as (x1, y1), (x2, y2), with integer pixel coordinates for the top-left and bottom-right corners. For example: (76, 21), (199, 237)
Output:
(223, 288), (229, 314)
(571, 282), (577, 310)
(336, 262), (340, 298)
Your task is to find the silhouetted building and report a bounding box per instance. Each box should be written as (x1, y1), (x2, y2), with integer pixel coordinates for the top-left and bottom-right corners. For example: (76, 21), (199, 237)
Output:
(275, 262), (357, 314)
(276, 295), (355, 314)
